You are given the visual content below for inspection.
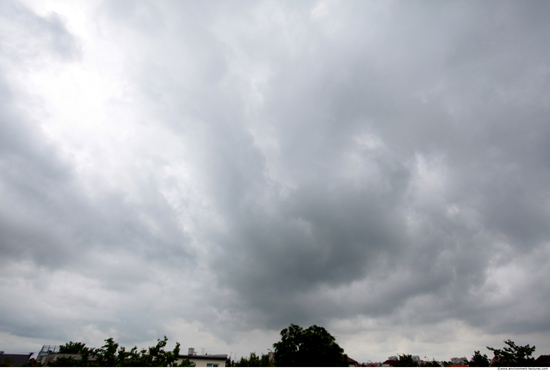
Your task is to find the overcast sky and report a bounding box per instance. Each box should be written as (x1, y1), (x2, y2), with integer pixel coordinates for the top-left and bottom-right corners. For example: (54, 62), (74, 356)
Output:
(1, 0), (550, 363)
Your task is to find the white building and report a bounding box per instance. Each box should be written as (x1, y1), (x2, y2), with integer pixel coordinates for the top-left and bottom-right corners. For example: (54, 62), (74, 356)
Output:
(177, 348), (227, 367)
(450, 357), (468, 365)
(176, 354), (227, 367)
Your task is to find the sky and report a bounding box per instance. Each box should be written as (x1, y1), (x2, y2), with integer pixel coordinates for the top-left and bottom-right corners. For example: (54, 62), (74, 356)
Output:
(1, 0), (550, 363)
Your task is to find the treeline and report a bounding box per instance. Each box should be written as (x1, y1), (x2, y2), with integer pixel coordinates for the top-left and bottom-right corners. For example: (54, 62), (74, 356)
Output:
(468, 339), (540, 367)
(15, 324), (547, 367)
(37, 337), (194, 367)
(226, 352), (272, 367)
(416, 339), (541, 367)
(341, 339), (544, 367)
(226, 338), (545, 367)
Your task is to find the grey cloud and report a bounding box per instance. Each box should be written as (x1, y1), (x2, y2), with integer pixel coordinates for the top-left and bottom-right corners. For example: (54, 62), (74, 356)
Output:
(189, 0), (550, 336)
(0, 1), (195, 343)
(0, 0), (80, 62)
(95, 0), (550, 344)
(2, 0), (550, 361)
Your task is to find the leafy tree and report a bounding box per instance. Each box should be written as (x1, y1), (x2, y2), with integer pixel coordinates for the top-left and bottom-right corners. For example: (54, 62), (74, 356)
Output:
(395, 354), (418, 367)
(96, 337), (118, 366)
(468, 350), (489, 367)
(178, 358), (196, 367)
(58, 341), (87, 354)
(273, 324), (348, 367)
(230, 352), (272, 367)
(226, 356), (235, 367)
(48, 336), (193, 367)
(48, 341), (97, 367)
(487, 339), (536, 367)
(420, 359), (441, 367)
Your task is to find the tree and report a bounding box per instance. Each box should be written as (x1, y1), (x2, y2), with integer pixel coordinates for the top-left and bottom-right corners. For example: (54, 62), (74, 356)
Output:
(58, 341), (87, 354)
(395, 354), (418, 367)
(420, 359), (441, 367)
(47, 336), (193, 367)
(179, 358), (196, 367)
(487, 339), (536, 367)
(273, 324), (348, 367)
(47, 341), (96, 367)
(226, 356), (235, 367)
(230, 352), (272, 367)
(468, 350), (489, 367)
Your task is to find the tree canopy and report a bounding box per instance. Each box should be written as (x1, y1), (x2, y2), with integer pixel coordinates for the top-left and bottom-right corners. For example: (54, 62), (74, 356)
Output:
(420, 359), (441, 367)
(227, 352), (272, 367)
(273, 324), (348, 367)
(395, 354), (418, 367)
(468, 350), (490, 367)
(47, 336), (193, 367)
(58, 341), (88, 354)
(487, 339), (536, 367)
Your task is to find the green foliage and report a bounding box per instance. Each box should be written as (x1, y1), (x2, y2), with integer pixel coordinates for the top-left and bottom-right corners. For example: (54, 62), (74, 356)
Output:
(226, 356), (234, 367)
(48, 336), (193, 367)
(468, 350), (489, 367)
(45, 356), (83, 367)
(395, 354), (418, 367)
(229, 352), (272, 367)
(420, 359), (440, 367)
(487, 339), (536, 367)
(273, 324), (348, 367)
(178, 358), (196, 367)
(58, 341), (87, 354)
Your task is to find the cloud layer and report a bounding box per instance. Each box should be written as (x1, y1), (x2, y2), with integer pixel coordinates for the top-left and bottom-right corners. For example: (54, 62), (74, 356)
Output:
(1, 0), (549, 362)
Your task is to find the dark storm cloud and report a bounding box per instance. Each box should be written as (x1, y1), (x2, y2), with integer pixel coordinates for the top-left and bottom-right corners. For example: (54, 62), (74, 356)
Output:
(157, 0), (550, 334)
(208, 156), (411, 325)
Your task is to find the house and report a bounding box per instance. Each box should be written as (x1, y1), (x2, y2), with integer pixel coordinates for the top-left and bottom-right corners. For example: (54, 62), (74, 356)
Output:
(536, 355), (550, 366)
(381, 355), (421, 367)
(347, 356), (360, 366)
(364, 362), (382, 367)
(0, 351), (34, 366)
(40, 353), (97, 365)
(176, 354), (228, 367)
(382, 359), (397, 367)
(36, 345), (60, 363)
(450, 357), (468, 365)
(177, 348), (227, 367)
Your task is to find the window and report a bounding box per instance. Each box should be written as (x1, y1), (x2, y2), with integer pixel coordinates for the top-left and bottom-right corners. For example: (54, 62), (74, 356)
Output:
(207, 363), (219, 367)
